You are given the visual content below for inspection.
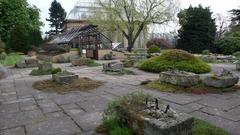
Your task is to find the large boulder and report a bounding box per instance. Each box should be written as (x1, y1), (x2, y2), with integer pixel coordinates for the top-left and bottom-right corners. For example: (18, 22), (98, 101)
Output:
(203, 69), (239, 88)
(0, 65), (7, 80)
(159, 70), (200, 87)
(15, 61), (27, 68)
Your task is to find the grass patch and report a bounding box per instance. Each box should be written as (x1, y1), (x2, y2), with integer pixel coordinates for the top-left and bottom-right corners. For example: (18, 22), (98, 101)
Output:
(193, 119), (230, 135)
(32, 77), (104, 93)
(0, 53), (24, 66)
(139, 49), (210, 74)
(145, 81), (239, 94)
(30, 68), (62, 76)
(87, 60), (102, 67)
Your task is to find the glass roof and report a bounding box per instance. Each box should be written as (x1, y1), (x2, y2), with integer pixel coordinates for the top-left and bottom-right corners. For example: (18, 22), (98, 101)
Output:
(66, 0), (97, 20)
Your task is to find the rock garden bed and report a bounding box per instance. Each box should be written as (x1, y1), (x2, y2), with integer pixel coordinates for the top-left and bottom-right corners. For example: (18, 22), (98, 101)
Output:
(97, 93), (230, 135)
(32, 77), (104, 93)
(145, 69), (239, 94)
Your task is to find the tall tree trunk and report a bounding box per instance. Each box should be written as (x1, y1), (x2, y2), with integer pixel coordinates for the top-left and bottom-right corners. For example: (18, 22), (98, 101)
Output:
(127, 32), (134, 52)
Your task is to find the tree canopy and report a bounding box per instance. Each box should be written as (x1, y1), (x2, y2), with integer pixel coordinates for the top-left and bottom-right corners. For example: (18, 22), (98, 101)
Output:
(0, 0), (43, 52)
(176, 5), (217, 53)
(91, 0), (178, 51)
(46, 0), (66, 36)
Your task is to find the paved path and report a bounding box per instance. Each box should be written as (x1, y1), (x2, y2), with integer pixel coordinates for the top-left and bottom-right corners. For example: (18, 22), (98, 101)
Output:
(0, 63), (240, 135)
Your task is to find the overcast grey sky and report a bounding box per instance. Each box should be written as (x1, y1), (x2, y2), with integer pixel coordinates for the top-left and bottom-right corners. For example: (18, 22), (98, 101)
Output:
(27, 0), (239, 34)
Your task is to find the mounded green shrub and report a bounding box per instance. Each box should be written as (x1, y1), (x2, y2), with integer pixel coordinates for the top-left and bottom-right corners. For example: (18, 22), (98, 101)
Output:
(217, 37), (240, 55)
(147, 45), (160, 53)
(139, 49), (210, 74)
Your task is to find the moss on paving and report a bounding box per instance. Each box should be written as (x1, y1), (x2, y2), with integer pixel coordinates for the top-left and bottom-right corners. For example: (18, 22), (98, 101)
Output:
(32, 77), (104, 93)
(145, 81), (239, 94)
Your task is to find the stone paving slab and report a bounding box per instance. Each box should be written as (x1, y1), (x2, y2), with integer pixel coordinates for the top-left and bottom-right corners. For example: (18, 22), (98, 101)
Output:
(0, 126), (25, 135)
(26, 117), (81, 135)
(0, 63), (240, 135)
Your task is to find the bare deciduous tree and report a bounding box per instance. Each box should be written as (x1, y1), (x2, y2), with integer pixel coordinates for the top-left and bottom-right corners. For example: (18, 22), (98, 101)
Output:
(90, 0), (178, 51)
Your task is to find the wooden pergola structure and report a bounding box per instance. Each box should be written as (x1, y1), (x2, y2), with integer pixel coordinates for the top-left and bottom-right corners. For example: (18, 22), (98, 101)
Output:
(49, 25), (112, 59)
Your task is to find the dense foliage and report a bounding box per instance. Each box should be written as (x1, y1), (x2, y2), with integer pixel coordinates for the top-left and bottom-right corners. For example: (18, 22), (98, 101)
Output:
(46, 0), (66, 36)
(216, 36), (240, 55)
(9, 25), (30, 53)
(139, 49), (210, 74)
(177, 5), (216, 53)
(0, 0), (43, 52)
(147, 45), (160, 53)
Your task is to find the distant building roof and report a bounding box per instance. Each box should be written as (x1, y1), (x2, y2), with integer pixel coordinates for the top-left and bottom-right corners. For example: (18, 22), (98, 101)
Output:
(66, 0), (97, 21)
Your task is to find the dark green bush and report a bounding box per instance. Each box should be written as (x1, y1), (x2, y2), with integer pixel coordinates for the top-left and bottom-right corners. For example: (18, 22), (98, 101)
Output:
(217, 37), (240, 55)
(147, 45), (160, 53)
(139, 49), (210, 74)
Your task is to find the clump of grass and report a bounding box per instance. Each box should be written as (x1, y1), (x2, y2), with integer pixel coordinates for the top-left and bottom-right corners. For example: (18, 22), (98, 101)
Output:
(145, 81), (239, 94)
(32, 77), (104, 93)
(30, 68), (62, 76)
(193, 119), (230, 135)
(0, 53), (24, 66)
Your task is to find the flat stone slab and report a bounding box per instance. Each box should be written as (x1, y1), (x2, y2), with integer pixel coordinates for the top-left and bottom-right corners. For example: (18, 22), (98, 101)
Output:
(26, 117), (81, 135)
(0, 127), (25, 135)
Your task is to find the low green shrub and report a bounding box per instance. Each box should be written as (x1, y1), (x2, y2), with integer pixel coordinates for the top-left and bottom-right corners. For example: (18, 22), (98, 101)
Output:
(51, 68), (62, 74)
(202, 49), (210, 55)
(139, 49), (210, 74)
(30, 68), (62, 76)
(147, 45), (160, 53)
(217, 37), (240, 55)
